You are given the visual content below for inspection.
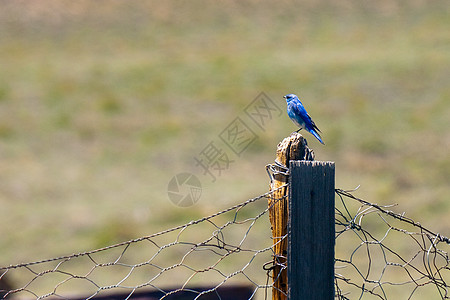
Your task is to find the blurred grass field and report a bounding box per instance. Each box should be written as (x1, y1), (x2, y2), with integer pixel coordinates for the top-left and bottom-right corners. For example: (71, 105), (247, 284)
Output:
(0, 0), (449, 294)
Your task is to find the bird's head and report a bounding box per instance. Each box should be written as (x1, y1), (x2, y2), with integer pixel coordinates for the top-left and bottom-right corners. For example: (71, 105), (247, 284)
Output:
(283, 94), (298, 103)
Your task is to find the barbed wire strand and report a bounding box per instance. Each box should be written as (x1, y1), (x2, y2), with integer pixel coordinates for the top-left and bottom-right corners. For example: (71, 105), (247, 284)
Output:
(335, 188), (450, 299)
(1, 183), (449, 299)
(1, 184), (288, 272)
(1, 184), (288, 300)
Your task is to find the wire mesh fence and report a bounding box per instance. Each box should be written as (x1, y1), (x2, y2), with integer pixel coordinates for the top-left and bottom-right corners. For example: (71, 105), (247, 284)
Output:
(0, 186), (288, 300)
(1, 183), (449, 299)
(335, 188), (450, 299)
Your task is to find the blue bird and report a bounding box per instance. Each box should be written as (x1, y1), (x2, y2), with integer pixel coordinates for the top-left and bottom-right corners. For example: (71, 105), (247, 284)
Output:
(284, 93), (324, 144)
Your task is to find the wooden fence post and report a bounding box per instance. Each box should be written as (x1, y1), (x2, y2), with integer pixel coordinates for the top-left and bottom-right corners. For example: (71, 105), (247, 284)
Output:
(288, 161), (335, 300)
(268, 132), (315, 300)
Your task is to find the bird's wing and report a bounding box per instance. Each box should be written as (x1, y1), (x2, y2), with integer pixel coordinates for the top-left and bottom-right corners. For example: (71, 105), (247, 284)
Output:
(291, 102), (321, 132)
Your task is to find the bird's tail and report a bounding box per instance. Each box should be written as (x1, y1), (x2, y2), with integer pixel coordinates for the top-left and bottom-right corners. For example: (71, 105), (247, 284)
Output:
(309, 129), (325, 145)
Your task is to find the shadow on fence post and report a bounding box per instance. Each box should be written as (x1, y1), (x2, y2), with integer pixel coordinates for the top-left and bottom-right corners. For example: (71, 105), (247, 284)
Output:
(268, 132), (315, 300)
(288, 161), (335, 299)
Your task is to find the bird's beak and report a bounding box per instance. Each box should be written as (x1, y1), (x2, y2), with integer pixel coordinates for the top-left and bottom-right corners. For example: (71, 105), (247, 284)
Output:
(283, 96), (286, 99)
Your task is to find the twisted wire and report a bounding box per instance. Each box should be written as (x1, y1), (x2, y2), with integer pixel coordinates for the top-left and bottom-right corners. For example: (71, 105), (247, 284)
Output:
(1, 185), (288, 300)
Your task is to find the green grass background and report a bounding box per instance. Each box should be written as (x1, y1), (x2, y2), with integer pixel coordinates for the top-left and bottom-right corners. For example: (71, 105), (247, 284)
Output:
(0, 0), (449, 296)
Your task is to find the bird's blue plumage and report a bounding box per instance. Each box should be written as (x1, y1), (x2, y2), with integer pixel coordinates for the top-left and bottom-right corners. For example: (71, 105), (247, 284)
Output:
(284, 93), (324, 144)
